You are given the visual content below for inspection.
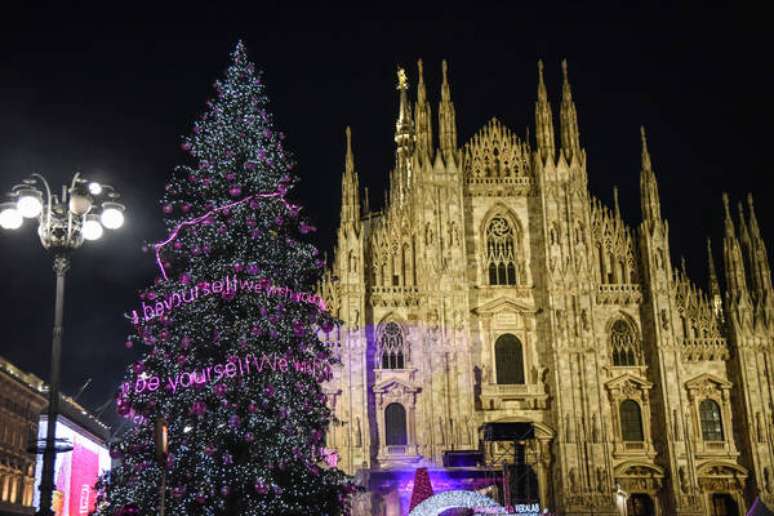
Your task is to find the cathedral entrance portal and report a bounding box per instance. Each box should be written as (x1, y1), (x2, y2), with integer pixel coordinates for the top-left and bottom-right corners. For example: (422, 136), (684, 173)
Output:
(480, 421), (552, 510)
(710, 493), (740, 516)
(627, 493), (655, 516)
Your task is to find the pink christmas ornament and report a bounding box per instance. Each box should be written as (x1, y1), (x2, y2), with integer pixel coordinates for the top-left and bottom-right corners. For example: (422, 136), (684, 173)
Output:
(299, 222), (316, 234)
(229, 185), (242, 197)
(191, 400), (207, 416)
(162, 204), (173, 215)
(322, 448), (339, 468)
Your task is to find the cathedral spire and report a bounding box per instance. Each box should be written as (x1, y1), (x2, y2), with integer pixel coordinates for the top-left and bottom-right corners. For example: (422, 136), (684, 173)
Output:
(639, 127), (662, 225)
(559, 59), (581, 161)
(613, 186), (622, 221)
(738, 201), (751, 251)
(339, 126), (360, 228)
(707, 237), (721, 297)
(394, 66), (415, 194)
(438, 59), (458, 158)
(707, 237), (723, 318)
(722, 193), (749, 301)
(414, 59), (433, 161)
(534, 59), (555, 162)
(747, 193), (762, 241)
(345, 125), (355, 176)
(395, 65), (414, 153)
(745, 193), (773, 301)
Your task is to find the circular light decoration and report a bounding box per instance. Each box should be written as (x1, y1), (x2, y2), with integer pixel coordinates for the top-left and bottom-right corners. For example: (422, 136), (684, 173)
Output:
(82, 214), (104, 241)
(100, 202), (125, 229)
(0, 202), (23, 230)
(16, 189), (43, 218)
(409, 490), (505, 516)
(88, 182), (103, 195)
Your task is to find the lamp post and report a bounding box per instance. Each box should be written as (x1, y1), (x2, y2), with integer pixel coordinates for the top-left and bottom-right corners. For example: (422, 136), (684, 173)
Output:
(154, 417), (169, 516)
(0, 173), (126, 516)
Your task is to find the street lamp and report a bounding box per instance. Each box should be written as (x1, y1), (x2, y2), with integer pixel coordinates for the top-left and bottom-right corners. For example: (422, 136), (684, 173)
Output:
(0, 172), (126, 516)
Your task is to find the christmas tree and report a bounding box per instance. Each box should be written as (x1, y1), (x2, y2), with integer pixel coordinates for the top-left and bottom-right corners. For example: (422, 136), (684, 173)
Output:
(95, 42), (353, 515)
(409, 467), (434, 512)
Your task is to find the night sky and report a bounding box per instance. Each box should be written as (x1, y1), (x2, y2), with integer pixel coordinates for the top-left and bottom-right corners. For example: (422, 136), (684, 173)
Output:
(1, 3), (771, 429)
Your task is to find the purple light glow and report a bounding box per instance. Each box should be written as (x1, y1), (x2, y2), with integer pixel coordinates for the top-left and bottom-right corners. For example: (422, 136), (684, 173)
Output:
(154, 190), (293, 280)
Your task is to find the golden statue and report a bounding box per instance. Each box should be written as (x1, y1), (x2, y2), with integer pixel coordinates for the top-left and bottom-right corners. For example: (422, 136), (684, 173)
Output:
(396, 66), (408, 90)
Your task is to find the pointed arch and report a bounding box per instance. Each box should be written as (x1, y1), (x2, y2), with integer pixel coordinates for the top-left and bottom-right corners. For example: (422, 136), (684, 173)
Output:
(480, 204), (524, 286)
(608, 315), (641, 366)
(377, 317), (408, 370)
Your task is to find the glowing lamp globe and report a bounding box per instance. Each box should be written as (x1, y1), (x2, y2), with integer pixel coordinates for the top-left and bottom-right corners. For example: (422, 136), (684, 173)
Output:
(16, 189), (43, 218)
(100, 202), (125, 229)
(88, 182), (103, 195)
(0, 203), (23, 230)
(69, 192), (92, 216)
(82, 215), (104, 240)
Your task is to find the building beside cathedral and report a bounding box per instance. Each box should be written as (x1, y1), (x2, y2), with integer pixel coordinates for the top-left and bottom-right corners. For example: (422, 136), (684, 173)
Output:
(320, 59), (773, 516)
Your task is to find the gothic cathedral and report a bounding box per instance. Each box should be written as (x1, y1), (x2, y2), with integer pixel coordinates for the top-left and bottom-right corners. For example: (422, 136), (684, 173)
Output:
(320, 59), (774, 516)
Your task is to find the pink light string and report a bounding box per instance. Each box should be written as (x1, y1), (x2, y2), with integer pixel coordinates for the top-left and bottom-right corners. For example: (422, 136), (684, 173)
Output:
(154, 188), (293, 280)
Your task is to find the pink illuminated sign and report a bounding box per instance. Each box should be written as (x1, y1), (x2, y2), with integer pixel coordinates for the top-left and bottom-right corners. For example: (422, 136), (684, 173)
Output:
(122, 352), (332, 397)
(130, 273), (325, 325)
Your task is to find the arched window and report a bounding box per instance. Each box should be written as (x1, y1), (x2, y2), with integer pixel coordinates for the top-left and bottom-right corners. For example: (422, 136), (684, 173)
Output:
(379, 322), (405, 369)
(611, 320), (639, 366)
(486, 216), (517, 286)
(385, 403), (407, 446)
(495, 334), (525, 384)
(700, 399), (724, 441)
(620, 400), (644, 441)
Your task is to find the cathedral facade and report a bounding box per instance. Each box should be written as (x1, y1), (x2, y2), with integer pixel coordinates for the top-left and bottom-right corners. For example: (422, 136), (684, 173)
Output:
(320, 59), (774, 516)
